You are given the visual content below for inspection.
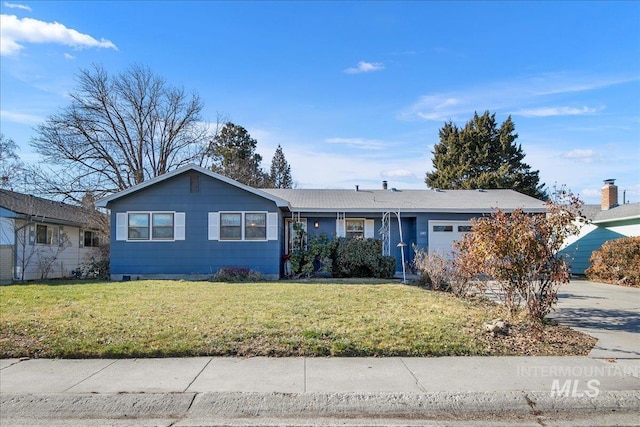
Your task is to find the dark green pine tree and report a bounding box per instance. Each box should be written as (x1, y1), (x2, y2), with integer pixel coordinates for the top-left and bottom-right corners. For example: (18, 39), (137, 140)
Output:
(269, 144), (293, 188)
(425, 111), (546, 199)
(207, 122), (269, 187)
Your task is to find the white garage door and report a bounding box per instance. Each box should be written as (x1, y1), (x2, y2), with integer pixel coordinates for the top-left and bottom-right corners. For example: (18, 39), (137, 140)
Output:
(428, 220), (472, 258)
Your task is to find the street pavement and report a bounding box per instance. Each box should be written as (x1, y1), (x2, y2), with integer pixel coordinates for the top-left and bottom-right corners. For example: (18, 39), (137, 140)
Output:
(1, 280), (639, 426)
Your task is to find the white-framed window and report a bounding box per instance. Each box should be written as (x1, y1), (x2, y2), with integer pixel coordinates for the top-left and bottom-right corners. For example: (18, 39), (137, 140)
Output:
(128, 213), (150, 240)
(83, 230), (100, 247)
(152, 213), (175, 240)
(116, 211), (185, 242)
(346, 219), (365, 239)
(245, 212), (267, 240)
(209, 211), (278, 242)
(220, 212), (243, 240)
(36, 224), (59, 245)
(336, 218), (375, 239)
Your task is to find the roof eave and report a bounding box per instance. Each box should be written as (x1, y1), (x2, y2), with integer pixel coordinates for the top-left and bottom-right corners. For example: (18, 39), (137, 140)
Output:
(12, 213), (87, 228)
(592, 214), (640, 224)
(286, 207), (548, 214)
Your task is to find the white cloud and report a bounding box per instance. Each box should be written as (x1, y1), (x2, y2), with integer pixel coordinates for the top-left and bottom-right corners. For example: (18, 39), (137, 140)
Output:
(285, 148), (427, 189)
(381, 169), (416, 179)
(344, 61), (384, 74)
(325, 137), (387, 150)
(514, 106), (601, 117)
(3, 2), (31, 12)
(561, 149), (598, 163)
(63, 52), (75, 60)
(0, 109), (43, 125)
(250, 128), (429, 190)
(399, 73), (637, 122)
(0, 14), (118, 56)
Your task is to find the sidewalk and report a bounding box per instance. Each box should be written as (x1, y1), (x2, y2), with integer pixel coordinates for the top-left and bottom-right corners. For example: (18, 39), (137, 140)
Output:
(2, 356), (639, 426)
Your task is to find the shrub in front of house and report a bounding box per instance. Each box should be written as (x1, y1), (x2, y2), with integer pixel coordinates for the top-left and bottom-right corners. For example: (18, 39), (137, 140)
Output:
(412, 247), (449, 290)
(333, 238), (395, 279)
(411, 246), (477, 297)
(586, 237), (640, 287)
(288, 233), (338, 278)
(212, 267), (263, 282)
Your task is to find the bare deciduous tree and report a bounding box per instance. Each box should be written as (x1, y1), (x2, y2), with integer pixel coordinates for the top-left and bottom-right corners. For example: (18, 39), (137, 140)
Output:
(29, 63), (213, 203)
(0, 133), (24, 189)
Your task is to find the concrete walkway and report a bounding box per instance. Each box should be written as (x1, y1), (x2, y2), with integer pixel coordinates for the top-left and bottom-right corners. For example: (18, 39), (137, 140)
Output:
(551, 280), (640, 359)
(2, 356), (639, 426)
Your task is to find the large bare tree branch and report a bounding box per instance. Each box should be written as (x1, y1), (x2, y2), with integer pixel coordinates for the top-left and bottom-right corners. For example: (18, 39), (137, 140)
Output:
(30, 63), (213, 202)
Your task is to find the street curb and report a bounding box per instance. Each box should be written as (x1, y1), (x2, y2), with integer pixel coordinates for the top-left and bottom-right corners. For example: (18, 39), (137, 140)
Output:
(2, 390), (639, 422)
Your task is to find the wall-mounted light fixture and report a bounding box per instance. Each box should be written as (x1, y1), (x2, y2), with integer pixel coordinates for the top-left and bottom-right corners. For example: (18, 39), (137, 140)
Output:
(314, 221), (319, 229)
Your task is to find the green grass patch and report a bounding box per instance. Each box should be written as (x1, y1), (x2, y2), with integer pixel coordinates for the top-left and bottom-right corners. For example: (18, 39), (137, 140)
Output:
(0, 280), (593, 358)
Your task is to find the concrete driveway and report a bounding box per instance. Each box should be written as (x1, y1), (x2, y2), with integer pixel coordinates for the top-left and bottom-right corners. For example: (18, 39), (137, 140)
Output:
(550, 280), (640, 359)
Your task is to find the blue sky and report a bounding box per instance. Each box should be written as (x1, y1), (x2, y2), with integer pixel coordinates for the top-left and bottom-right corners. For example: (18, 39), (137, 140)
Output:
(1, 1), (638, 204)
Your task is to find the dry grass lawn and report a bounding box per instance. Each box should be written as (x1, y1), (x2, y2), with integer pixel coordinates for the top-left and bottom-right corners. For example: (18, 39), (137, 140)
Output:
(0, 280), (595, 358)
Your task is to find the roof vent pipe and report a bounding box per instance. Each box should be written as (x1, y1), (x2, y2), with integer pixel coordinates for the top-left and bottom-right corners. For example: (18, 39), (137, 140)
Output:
(355, 185), (359, 192)
(382, 180), (388, 190)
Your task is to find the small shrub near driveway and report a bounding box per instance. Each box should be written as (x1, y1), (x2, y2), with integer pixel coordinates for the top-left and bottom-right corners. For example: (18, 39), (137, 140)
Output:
(455, 189), (586, 323)
(412, 247), (477, 297)
(586, 237), (640, 287)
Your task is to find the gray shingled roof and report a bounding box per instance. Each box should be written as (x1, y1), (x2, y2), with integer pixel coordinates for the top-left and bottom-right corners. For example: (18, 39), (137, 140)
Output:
(262, 188), (547, 213)
(0, 189), (93, 226)
(583, 202), (640, 223)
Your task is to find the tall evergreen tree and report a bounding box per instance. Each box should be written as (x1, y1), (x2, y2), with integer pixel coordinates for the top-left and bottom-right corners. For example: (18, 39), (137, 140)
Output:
(425, 111), (546, 199)
(207, 122), (269, 187)
(269, 144), (293, 188)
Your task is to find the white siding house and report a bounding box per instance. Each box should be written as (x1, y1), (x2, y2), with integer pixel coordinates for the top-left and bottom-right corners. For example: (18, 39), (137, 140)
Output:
(0, 190), (104, 283)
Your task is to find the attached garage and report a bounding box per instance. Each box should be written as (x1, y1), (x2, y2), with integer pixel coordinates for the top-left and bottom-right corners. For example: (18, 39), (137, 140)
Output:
(428, 220), (472, 257)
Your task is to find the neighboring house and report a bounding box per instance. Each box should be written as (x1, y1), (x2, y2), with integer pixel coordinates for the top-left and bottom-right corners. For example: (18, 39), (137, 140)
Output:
(561, 179), (640, 275)
(0, 190), (102, 283)
(97, 164), (547, 281)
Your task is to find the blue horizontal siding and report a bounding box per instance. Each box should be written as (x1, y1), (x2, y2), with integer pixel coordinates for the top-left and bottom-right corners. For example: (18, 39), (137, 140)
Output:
(291, 212), (480, 271)
(560, 227), (625, 275)
(109, 171), (281, 277)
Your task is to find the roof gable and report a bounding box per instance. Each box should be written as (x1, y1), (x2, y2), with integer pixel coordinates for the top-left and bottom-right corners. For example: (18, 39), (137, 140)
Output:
(96, 164), (290, 208)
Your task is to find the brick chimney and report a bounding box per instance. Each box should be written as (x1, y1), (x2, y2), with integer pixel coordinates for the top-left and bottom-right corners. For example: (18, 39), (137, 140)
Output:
(601, 179), (618, 210)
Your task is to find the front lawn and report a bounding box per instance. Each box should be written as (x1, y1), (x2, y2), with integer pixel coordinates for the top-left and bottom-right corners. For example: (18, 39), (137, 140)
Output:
(0, 280), (595, 358)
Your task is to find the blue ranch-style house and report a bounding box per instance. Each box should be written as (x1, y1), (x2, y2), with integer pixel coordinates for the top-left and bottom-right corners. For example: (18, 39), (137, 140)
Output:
(96, 164), (547, 280)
